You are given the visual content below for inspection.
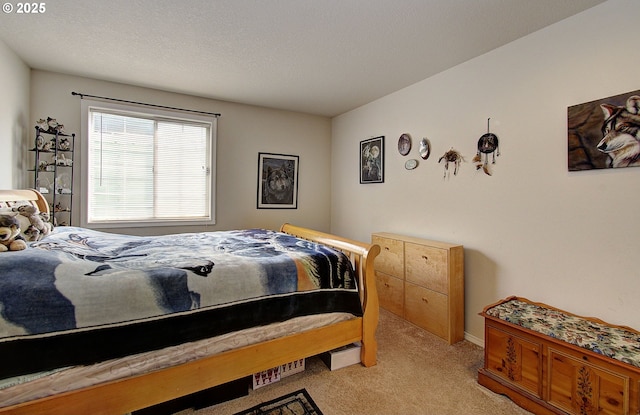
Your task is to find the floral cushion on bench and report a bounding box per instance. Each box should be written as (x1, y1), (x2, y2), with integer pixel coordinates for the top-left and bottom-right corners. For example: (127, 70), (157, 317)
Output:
(485, 298), (640, 368)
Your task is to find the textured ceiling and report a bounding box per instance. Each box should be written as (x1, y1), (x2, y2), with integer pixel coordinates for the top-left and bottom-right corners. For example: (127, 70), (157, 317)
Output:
(0, 0), (605, 117)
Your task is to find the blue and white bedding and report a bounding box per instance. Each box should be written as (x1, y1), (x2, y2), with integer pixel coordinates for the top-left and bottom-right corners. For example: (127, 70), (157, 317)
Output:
(0, 227), (360, 378)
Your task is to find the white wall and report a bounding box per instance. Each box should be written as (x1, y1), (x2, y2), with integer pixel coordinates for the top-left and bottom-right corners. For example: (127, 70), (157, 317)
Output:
(26, 71), (332, 234)
(331, 0), (640, 343)
(0, 39), (30, 189)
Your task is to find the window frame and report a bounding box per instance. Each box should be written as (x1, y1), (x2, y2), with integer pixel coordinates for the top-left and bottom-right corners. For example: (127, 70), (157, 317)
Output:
(80, 99), (217, 229)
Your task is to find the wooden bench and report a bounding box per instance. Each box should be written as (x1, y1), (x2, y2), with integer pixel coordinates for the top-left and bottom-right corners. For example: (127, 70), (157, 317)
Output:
(478, 296), (640, 415)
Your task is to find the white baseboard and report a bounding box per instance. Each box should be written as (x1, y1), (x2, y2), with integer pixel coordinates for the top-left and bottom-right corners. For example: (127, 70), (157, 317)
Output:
(464, 332), (484, 348)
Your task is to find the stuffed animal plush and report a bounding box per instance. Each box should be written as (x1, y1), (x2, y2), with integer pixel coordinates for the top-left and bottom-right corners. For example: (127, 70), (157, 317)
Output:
(13, 205), (53, 241)
(23, 225), (41, 242)
(0, 215), (27, 252)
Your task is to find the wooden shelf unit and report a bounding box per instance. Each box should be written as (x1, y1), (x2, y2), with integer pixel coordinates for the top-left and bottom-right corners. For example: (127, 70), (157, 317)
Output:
(371, 232), (464, 344)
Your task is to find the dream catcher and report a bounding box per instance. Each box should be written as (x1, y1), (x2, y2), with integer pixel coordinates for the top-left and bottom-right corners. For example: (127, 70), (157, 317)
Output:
(438, 148), (464, 178)
(473, 118), (500, 175)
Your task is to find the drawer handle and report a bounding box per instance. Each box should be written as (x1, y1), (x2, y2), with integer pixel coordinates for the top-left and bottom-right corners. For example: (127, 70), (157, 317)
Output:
(422, 255), (429, 262)
(384, 282), (390, 288)
(422, 297), (429, 303)
(384, 246), (390, 251)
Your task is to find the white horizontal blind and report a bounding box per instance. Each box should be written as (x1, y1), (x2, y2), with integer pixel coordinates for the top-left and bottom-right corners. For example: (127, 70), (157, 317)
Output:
(155, 120), (209, 217)
(86, 106), (213, 225)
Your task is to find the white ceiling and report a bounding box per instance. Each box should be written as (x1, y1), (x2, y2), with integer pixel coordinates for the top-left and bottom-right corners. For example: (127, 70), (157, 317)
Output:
(0, 0), (605, 117)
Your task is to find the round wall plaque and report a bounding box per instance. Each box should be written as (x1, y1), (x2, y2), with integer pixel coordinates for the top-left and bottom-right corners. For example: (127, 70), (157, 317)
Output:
(398, 133), (411, 156)
(419, 137), (431, 160)
(405, 159), (418, 170)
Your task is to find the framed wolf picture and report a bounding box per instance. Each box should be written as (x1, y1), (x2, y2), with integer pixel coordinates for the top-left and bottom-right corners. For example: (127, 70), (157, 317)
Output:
(360, 136), (384, 183)
(568, 89), (640, 171)
(257, 153), (299, 209)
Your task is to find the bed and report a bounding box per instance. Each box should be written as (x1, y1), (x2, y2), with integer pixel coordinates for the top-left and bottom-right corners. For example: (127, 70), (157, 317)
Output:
(0, 189), (381, 415)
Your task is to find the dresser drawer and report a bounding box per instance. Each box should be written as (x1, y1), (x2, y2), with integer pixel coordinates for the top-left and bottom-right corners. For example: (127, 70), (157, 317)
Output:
(372, 235), (404, 278)
(405, 243), (448, 294)
(375, 271), (404, 317)
(404, 282), (448, 340)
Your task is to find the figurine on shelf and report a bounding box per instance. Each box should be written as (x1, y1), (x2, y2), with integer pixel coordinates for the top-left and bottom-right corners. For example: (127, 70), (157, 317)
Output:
(47, 117), (58, 131)
(42, 139), (53, 152)
(36, 177), (52, 194)
(53, 154), (73, 167)
(36, 118), (49, 132)
(55, 173), (72, 194)
(35, 134), (45, 150)
(35, 117), (65, 134)
(58, 137), (70, 151)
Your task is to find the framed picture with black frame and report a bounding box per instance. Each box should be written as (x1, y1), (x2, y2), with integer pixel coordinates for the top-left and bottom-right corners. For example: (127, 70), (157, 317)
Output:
(257, 152), (299, 209)
(360, 136), (384, 184)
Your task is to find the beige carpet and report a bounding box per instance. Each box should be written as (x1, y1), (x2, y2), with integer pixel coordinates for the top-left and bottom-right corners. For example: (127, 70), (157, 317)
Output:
(176, 309), (532, 415)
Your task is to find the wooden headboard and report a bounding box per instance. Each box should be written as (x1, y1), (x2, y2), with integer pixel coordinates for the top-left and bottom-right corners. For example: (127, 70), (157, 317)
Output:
(0, 189), (50, 215)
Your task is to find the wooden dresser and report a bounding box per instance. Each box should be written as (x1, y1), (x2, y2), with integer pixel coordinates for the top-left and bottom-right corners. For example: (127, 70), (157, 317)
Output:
(371, 232), (464, 344)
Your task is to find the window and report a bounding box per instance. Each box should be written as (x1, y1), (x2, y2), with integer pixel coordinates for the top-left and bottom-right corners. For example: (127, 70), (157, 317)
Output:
(80, 100), (216, 228)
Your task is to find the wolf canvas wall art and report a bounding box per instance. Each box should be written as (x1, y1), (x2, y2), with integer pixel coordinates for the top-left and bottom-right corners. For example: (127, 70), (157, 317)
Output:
(568, 89), (640, 171)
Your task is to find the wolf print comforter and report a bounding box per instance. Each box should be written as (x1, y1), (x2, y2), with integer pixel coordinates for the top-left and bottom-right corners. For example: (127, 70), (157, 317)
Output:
(0, 227), (360, 378)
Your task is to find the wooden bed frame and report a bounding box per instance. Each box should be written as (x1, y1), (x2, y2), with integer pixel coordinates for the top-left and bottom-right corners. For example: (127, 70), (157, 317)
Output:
(0, 189), (381, 415)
